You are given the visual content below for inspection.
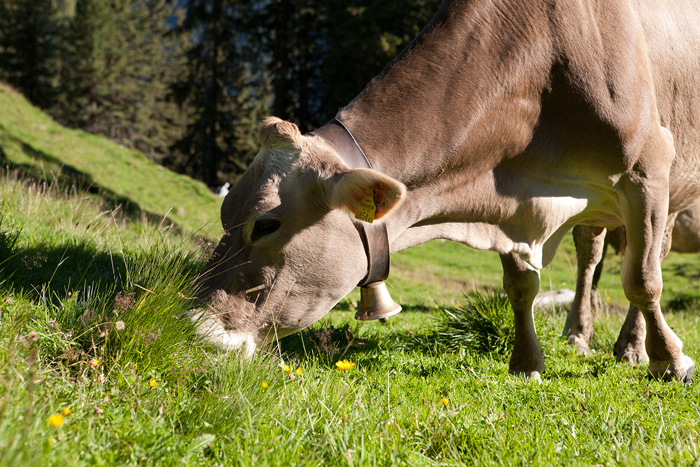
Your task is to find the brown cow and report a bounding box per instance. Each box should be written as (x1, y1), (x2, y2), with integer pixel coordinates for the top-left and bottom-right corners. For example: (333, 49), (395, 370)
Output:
(195, 0), (700, 381)
(565, 200), (700, 361)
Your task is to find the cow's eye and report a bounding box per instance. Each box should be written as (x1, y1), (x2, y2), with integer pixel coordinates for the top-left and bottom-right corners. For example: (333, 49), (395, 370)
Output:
(251, 219), (281, 242)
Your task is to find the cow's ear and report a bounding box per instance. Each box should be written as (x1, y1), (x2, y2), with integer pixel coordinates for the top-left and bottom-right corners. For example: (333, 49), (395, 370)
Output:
(327, 168), (406, 220)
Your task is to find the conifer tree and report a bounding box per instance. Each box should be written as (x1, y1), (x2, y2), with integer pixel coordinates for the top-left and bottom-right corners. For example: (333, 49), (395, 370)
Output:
(107, 0), (189, 160)
(52, 0), (188, 162)
(132, 0), (189, 161)
(244, 0), (441, 133)
(245, 0), (322, 133)
(318, 0), (442, 125)
(0, 0), (61, 109)
(170, 0), (268, 186)
(53, 0), (126, 133)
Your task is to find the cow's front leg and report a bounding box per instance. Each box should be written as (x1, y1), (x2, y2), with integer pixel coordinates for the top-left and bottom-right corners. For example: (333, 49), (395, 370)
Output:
(501, 252), (544, 379)
(563, 225), (606, 355)
(614, 211), (678, 365)
(620, 174), (694, 381)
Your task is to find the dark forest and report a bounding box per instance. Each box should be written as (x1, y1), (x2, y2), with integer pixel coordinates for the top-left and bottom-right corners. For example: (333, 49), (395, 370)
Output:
(0, 0), (441, 187)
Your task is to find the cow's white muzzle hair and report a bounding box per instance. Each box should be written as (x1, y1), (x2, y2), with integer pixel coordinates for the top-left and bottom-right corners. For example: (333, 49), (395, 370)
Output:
(190, 309), (257, 358)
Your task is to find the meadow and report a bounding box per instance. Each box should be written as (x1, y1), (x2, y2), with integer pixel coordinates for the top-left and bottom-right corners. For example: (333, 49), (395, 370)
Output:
(2, 165), (700, 466)
(2, 85), (700, 467)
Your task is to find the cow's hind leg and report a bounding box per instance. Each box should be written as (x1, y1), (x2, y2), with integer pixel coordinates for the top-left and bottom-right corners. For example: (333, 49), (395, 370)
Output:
(613, 304), (647, 363)
(564, 225), (606, 355)
(619, 163), (694, 381)
(614, 211), (679, 365)
(501, 252), (544, 379)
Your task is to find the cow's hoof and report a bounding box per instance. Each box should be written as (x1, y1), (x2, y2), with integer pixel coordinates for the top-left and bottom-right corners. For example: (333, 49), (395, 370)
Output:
(613, 337), (648, 364)
(648, 355), (695, 383)
(566, 334), (591, 356)
(509, 370), (542, 381)
(509, 348), (544, 382)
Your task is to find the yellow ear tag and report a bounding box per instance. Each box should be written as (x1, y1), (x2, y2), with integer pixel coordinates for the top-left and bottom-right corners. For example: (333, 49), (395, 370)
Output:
(355, 188), (376, 223)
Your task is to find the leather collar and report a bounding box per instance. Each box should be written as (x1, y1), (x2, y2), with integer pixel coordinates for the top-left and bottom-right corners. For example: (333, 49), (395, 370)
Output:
(310, 118), (391, 287)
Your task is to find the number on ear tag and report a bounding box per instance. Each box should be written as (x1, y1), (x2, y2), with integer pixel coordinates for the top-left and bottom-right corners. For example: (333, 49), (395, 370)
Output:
(355, 188), (376, 223)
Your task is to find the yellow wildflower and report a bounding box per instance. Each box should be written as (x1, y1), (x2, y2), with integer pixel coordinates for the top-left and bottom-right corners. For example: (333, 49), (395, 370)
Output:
(335, 359), (356, 371)
(441, 398), (449, 407)
(149, 379), (158, 388)
(607, 296), (611, 301)
(283, 364), (291, 372)
(62, 408), (71, 416)
(262, 381), (269, 389)
(48, 413), (64, 428)
(295, 368), (302, 376)
(87, 358), (100, 369)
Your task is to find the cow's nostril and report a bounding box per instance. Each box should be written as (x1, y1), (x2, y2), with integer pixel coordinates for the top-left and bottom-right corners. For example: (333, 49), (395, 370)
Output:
(226, 272), (248, 295)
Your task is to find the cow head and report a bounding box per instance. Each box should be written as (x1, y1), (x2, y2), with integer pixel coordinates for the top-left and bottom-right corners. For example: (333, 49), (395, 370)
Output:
(193, 117), (406, 355)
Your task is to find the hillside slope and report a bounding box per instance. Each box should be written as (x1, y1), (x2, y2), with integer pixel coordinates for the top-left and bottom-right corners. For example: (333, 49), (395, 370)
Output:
(0, 82), (222, 235)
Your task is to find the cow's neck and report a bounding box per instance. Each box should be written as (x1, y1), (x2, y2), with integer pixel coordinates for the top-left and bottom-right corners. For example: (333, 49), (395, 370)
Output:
(337, 0), (554, 257)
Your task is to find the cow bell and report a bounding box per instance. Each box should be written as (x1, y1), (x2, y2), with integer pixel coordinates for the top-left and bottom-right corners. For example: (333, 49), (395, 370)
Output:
(355, 281), (402, 322)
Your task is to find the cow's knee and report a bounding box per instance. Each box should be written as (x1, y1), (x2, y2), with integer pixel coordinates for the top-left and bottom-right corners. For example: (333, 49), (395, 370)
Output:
(621, 212), (678, 310)
(502, 263), (539, 307)
(500, 253), (543, 380)
(620, 264), (663, 312)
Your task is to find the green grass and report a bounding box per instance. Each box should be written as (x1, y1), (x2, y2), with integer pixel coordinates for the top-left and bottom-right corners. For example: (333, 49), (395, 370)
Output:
(2, 167), (700, 465)
(0, 82), (222, 235)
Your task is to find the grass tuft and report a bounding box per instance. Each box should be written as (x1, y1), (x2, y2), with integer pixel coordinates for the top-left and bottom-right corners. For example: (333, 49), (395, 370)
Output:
(399, 289), (516, 357)
(437, 289), (514, 356)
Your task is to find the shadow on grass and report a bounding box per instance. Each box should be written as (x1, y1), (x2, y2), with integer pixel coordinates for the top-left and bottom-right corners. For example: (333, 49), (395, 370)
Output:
(277, 301), (457, 366)
(543, 358), (612, 381)
(0, 221), (204, 307)
(0, 229), (128, 299)
(543, 369), (604, 381)
(666, 291), (700, 313)
(665, 261), (700, 280)
(662, 261), (700, 312)
(0, 218), (208, 372)
(278, 320), (384, 364)
(0, 138), (175, 228)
